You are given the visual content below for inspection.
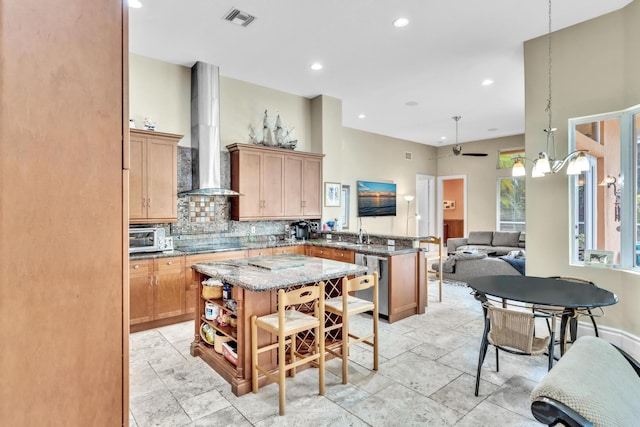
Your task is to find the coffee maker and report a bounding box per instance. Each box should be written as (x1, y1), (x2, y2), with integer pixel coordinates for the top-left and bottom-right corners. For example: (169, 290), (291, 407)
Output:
(291, 221), (310, 240)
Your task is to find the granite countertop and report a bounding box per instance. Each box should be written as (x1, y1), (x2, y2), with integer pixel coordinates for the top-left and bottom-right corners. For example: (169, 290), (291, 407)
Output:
(192, 254), (369, 292)
(129, 237), (423, 261)
(305, 239), (418, 256)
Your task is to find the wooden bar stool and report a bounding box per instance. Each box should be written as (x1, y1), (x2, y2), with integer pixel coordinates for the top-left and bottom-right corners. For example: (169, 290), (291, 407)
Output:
(325, 272), (378, 384)
(251, 282), (325, 416)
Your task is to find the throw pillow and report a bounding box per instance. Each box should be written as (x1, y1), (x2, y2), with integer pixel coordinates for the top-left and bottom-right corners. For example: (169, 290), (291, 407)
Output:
(467, 231), (493, 245)
(492, 231), (520, 247)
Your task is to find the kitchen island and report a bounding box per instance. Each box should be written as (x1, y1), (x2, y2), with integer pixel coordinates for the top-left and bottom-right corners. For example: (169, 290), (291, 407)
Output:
(190, 254), (368, 396)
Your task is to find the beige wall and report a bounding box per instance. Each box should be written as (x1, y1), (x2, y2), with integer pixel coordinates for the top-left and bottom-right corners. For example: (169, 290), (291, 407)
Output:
(219, 76), (313, 153)
(341, 128), (437, 236)
(436, 135), (525, 231)
(524, 0), (640, 337)
(129, 54), (191, 147)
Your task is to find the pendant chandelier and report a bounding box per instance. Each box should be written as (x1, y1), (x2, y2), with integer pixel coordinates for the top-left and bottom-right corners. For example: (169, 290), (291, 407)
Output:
(512, 0), (589, 178)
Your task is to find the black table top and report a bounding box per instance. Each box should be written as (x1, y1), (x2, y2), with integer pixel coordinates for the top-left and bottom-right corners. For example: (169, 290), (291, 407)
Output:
(467, 275), (618, 309)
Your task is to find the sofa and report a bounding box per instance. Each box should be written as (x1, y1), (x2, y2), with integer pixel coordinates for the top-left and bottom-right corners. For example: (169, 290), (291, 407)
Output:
(431, 251), (524, 282)
(447, 231), (525, 255)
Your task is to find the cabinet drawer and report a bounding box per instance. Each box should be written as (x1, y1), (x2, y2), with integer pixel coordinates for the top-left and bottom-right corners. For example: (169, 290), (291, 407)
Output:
(129, 259), (153, 277)
(248, 248), (274, 257)
(331, 248), (354, 263)
(154, 256), (185, 271)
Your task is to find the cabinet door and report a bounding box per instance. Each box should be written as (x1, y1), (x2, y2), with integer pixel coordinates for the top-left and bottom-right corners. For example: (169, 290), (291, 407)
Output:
(129, 136), (146, 220)
(130, 260), (154, 325)
(154, 257), (185, 320)
(284, 155), (304, 216)
(261, 152), (285, 217)
(302, 156), (322, 217)
(236, 149), (263, 218)
(146, 138), (177, 220)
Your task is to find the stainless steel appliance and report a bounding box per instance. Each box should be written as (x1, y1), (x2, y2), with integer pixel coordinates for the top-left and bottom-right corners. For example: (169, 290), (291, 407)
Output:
(291, 221), (310, 240)
(129, 227), (173, 253)
(309, 221), (320, 239)
(354, 254), (390, 318)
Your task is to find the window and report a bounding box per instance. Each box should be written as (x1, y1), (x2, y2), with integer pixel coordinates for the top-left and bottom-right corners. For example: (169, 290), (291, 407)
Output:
(497, 177), (526, 231)
(569, 104), (639, 269)
(497, 148), (525, 169)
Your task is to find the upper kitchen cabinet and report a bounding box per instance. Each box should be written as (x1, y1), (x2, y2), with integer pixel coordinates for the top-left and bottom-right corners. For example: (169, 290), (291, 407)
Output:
(284, 154), (322, 218)
(227, 143), (324, 221)
(130, 129), (181, 223)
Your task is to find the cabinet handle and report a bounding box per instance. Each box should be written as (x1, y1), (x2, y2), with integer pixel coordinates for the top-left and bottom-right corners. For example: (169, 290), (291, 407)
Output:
(148, 198), (151, 208)
(142, 198), (146, 208)
(133, 264), (140, 269)
(167, 260), (173, 265)
(155, 274), (159, 286)
(149, 276), (153, 287)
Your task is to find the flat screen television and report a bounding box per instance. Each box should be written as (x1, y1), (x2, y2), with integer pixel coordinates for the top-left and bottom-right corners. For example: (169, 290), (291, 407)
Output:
(357, 181), (397, 217)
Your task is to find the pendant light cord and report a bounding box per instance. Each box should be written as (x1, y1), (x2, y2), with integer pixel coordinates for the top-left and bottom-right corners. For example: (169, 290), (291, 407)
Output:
(545, 0), (556, 158)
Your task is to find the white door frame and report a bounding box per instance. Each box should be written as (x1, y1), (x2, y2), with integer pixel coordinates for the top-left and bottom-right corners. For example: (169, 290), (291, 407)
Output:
(436, 174), (468, 240)
(415, 174), (436, 237)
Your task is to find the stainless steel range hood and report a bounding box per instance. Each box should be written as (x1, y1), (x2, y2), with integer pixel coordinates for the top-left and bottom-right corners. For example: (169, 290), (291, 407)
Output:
(179, 61), (241, 197)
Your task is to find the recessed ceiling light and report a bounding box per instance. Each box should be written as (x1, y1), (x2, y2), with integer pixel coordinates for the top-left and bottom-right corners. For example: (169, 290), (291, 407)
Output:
(358, 114), (366, 119)
(482, 79), (494, 86)
(310, 63), (323, 71)
(440, 136), (446, 140)
(405, 101), (419, 107)
(393, 17), (409, 28)
(129, 0), (142, 8)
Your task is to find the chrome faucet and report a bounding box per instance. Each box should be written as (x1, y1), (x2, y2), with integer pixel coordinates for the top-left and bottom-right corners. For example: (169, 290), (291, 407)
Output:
(358, 228), (370, 245)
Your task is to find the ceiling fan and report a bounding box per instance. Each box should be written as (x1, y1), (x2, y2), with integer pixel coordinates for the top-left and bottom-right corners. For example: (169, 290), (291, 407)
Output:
(432, 116), (488, 159)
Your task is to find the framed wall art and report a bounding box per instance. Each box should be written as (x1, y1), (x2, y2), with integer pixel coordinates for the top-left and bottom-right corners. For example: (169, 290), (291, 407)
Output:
(324, 182), (341, 207)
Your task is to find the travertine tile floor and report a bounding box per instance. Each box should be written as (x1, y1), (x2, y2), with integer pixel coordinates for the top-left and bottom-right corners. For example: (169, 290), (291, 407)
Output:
(129, 282), (550, 426)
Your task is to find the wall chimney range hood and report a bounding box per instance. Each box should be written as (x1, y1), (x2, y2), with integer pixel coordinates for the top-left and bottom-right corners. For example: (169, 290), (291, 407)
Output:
(178, 61), (241, 197)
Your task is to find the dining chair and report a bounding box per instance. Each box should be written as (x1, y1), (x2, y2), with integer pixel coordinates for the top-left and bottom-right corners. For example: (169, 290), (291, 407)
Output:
(534, 276), (604, 352)
(475, 298), (554, 396)
(251, 282), (325, 416)
(324, 272), (378, 384)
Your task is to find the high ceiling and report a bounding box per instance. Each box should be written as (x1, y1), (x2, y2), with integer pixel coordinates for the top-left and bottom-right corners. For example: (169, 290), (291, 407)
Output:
(129, 0), (631, 146)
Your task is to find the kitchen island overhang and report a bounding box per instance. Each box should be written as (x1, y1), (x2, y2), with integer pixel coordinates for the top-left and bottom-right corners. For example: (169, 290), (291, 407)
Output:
(190, 254), (368, 396)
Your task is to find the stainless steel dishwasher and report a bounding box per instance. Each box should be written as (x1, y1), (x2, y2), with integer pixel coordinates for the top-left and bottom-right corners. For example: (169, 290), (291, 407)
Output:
(354, 254), (389, 318)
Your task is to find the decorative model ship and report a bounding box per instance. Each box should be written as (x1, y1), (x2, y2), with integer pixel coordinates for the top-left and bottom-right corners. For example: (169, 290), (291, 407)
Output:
(249, 110), (297, 149)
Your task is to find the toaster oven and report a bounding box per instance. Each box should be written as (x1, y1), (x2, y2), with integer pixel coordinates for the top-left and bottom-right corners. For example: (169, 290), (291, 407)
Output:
(128, 227), (173, 253)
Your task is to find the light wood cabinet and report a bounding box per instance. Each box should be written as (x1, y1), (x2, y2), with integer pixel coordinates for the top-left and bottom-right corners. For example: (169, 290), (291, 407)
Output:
(228, 144), (284, 220)
(306, 245), (355, 263)
(130, 129), (181, 223)
(228, 143), (324, 221)
(284, 154), (323, 218)
(129, 256), (186, 332)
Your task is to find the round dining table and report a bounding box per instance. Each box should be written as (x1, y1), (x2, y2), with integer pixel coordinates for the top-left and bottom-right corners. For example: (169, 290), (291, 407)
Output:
(467, 275), (618, 356)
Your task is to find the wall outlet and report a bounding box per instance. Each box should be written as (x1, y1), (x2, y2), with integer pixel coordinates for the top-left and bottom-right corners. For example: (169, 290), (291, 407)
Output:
(284, 224), (290, 231)
(387, 239), (395, 246)
(250, 226), (256, 234)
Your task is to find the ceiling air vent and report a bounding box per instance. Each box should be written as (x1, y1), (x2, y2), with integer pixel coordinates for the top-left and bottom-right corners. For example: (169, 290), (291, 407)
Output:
(223, 8), (256, 27)
(405, 152), (412, 160)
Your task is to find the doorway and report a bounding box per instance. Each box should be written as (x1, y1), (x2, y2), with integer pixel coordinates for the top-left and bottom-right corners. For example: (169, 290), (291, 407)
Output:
(415, 174), (436, 237)
(437, 175), (467, 242)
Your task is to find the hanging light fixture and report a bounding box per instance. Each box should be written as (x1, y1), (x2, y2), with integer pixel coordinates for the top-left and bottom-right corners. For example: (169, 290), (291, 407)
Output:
(512, 0), (589, 178)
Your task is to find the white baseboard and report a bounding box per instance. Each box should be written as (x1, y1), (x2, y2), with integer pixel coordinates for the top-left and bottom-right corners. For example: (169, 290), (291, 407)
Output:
(577, 321), (640, 360)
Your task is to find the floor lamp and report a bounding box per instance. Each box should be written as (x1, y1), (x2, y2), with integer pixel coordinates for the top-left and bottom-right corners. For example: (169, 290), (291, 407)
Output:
(404, 195), (414, 235)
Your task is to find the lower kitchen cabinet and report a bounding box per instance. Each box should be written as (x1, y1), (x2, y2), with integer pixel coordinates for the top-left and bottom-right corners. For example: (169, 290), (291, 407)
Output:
(130, 256), (187, 332)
